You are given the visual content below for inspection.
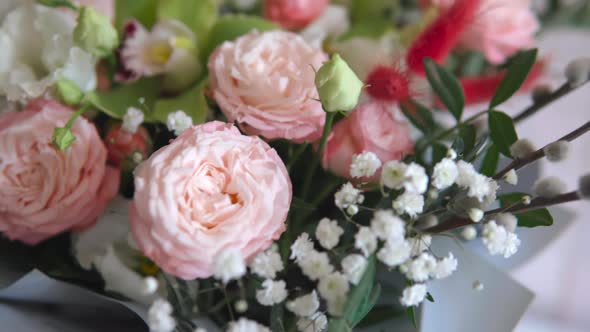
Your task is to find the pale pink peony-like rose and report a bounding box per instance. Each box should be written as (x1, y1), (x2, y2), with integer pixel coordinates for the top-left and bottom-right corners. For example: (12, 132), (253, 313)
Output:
(208, 30), (327, 143)
(129, 121), (292, 279)
(322, 102), (414, 181)
(263, 0), (329, 30)
(0, 99), (119, 245)
(430, 0), (539, 64)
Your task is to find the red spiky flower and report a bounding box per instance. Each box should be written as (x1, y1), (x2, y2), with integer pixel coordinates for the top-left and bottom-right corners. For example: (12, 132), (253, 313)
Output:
(365, 64), (412, 103)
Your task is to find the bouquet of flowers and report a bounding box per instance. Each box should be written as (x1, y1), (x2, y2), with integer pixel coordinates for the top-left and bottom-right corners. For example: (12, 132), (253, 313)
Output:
(0, 0), (589, 331)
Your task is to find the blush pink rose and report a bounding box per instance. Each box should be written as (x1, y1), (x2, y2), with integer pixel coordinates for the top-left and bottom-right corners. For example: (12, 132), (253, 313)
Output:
(208, 30), (327, 143)
(263, 0), (329, 30)
(129, 121), (292, 279)
(322, 102), (414, 181)
(0, 99), (119, 245)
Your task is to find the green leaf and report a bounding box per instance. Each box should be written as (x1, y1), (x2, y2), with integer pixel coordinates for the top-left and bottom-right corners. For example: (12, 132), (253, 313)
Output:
(357, 306), (405, 328)
(458, 124), (476, 156)
(407, 307), (417, 328)
(115, 0), (158, 30)
(431, 143), (448, 165)
(157, 0), (217, 51)
(202, 15), (279, 62)
(270, 304), (286, 332)
(85, 78), (161, 119)
(480, 144), (500, 176)
(400, 100), (436, 134)
(423, 57), (465, 121)
(451, 136), (464, 156)
(499, 193), (554, 227)
(426, 292), (435, 302)
(488, 110), (518, 157)
(152, 79), (209, 125)
(489, 49), (538, 108)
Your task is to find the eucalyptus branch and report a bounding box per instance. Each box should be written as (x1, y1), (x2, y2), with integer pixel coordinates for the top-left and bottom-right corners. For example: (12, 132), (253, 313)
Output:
(494, 120), (590, 179)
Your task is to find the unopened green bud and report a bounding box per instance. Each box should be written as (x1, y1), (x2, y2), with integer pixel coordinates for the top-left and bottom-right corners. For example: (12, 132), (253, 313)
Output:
(56, 80), (84, 105)
(74, 6), (118, 58)
(314, 54), (363, 113)
(53, 127), (76, 151)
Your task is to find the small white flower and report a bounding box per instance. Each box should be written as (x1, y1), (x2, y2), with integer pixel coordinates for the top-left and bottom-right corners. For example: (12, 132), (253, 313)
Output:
(212, 248), (246, 283)
(296, 312), (328, 332)
(401, 253), (437, 282)
(400, 284), (427, 307)
(334, 182), (364, 209)
(234, 300), (248, 313)
(249, 246), (284, 279)
(377, 239), (411, 267)
(564, 57), (590, 87)
(496, 213), (518, 233)
(315, 218), (344, 250)
(544, 140), (571, 162)
(467, 208), (484, 222)
(503, 169), (518, 185)
(472, 280), (485, 291)
(350, 151), (381, 178)
(341, 254), (367, 285)
(354, 227), (378, 257)
(461, 226), (477, 241)
(482, 221), (521, 258)
(432, 253), (458, 279)
(256, 279), (288, 306)
(579, 174), (590, 200)
(432, 158), (458, 190)
(381, 160), (407, 189)
(286, 291), (320, 317)
(392, 192), (424, 217)
(346, 204), (359, 216)
(455, 161), (497, 203)
(142, 276), (159, 295)
(148, 299), (176, 332)
(298, 250), (334, 281)
(122, 107), (144, 133)
(318, 272), (350, 302)
(166, 110), (193, 135)
(408, 235), (432, 257)
(533, 176), (566, 198)
(404, 163), (428, 194)
(227, 318), (270, 332)
(522, 195), (532, 205)
(510, 139), (537, 159)
(447, 148), (457, 160)
(290, 233), (314, 262)
(370, 209), (405, 242)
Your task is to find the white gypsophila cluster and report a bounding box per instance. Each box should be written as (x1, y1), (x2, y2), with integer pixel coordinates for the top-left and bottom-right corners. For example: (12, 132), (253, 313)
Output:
(510, 139), (537, 159)
(370, 209), (405, 242)
(122, 107), (144, 133)
(544, 141), (571, 162)
(256, 279), (288, 306)
(467, 208), (484, 222)
(408, 235), (432, 257)
(249, 245), (284, 279)
(381, 160), (407, 189)
(403, 163), (428, 194)
(400, 284), (427, 307)
(227, 318), (270, 332)
(341, 254), (367, 285)
(298, 250), (334, 281)
(432, 158), (459, 190)
(290, 233), (314, 262)
(400, 253), (437, 282)
(461, 226), (477, 241)
(533, 176), (566, 198)
(296, 312), (328, 332)
(212, 248), (246, 284)
(166, 110), (193, 136)
(286, 291), (320, 317)
(377, 239), (411, 267)
(455, 161), (498, 203)
(350, 151), (382, 178)
(432, 253), (458, 279)
(315, 218), (344, 250)
(318, 272), (350, 303)
(564, 57), (590, 87)
(503, 169), (518, 185)
(334, 182), (364, 213)
(496, 213), (517, 233)
(482, 221), (521, 258)
(392, 192), (424, 217)
(354, 226), (378, 257)
(234, 300), (248, 313)
(148, 299), (176, 332)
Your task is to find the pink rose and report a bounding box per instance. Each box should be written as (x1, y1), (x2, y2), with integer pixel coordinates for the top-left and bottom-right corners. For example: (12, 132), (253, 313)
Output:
(322, 102), (414, 180)
(208, 30), (327, 143)
(263, 0), (329, 30)
(430, 0), (539, 64)
(0, 99), (119, 244)
(129, 121), (292, 279)
(104, 124), (151, 167)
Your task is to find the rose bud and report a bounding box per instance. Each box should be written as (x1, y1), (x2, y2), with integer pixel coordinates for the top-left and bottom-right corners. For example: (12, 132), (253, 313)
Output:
(315, 53), (364, 114)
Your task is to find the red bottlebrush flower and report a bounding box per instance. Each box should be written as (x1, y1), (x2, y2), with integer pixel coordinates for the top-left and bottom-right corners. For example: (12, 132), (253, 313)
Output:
(365, 65), (412, 103)
(406, 0), (481, 75)
(105, 124), (151, 167)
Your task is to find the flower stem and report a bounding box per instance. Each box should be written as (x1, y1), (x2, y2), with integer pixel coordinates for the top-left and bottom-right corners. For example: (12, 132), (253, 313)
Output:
(287, 143), (309, 173)
(300, 112), (336, 201)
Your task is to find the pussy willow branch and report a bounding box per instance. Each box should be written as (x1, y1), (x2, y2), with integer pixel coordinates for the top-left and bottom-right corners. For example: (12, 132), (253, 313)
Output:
(425, 190), (581, 233)
(494, 120), (590, 179)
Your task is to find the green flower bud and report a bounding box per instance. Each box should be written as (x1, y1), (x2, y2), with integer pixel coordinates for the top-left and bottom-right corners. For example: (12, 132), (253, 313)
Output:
(56, 80), (84, 105)
(74, 6), (119, 58)
(53, 127), (76, 151)
(314, 54), (363, 113)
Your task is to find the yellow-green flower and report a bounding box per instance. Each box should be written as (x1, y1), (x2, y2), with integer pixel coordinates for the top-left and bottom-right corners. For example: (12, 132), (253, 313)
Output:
(314, 54), (364, 113)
